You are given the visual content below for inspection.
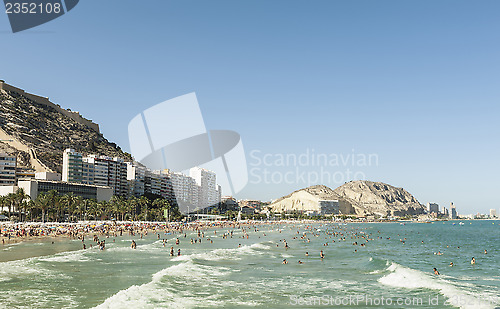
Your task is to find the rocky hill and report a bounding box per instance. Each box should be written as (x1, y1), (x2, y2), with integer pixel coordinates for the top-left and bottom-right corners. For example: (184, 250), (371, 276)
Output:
(333, 181), (425, 216)
(269, 181), (426, 217)
(270, 185), (355, 214)
(0, 80), (131, 173)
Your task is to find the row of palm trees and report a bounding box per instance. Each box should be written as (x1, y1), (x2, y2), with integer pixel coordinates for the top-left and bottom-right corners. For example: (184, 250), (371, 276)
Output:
(0, 188), (182, 222)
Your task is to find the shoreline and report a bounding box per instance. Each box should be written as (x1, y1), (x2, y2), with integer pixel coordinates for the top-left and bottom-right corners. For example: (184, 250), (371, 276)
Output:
(2, 218), (497, 246)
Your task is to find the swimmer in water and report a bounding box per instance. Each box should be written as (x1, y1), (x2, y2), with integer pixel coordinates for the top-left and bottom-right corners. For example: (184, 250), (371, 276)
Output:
(433, 268), (440, 275)
(282, 259), (288, 264)
(305, 252), (309, 256)
(450, 262), (454, 267)
(298, 260), (304, 264)
(484, 250), (487, 254)
(471, 257), (476, 265)
(131, 240), (136, 249)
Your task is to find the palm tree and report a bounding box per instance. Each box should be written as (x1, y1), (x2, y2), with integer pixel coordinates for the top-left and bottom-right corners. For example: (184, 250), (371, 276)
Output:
(88, 200), (101, 221)
(153, 199), (171, 222)
(26, 200), (36, 221)
(61, 193), (79, 222)
(73, 196), (84, 221)
(11, 188), (30, 221)
(110, 196), (123, 220)
(44, 190), (63, 222)
(98, 200), (109, 220)
(0, 195), (7, 217)
(35, 192), (51, 223)
(128, 196), (139, 221)
(138, 196), (149, 221)
(5, 192), (15, 219)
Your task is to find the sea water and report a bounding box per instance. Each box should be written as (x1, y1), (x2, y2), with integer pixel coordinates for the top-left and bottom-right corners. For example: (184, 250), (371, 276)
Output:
(0, 220), (498, 308)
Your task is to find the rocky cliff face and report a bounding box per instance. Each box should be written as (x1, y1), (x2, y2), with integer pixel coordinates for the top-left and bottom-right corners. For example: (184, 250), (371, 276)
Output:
(269, 181), (426, 217)
(0, 81), (131, 172)
(269, 185), (339, 214)
(333, 181), (426, 216)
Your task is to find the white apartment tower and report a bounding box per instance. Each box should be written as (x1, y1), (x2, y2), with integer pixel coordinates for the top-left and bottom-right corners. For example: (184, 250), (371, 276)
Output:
(62, 149), (83, 183)
(190, 167), (220, 209)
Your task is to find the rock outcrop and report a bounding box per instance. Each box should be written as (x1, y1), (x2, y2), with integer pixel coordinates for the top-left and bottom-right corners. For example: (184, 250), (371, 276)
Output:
(0, 80), (131, 172)
(333, 181), (425, 216)
(269, 181), (426, 217)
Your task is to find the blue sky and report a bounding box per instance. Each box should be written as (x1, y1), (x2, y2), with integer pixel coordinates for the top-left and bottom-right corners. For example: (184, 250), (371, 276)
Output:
(1, 0), (499, 214)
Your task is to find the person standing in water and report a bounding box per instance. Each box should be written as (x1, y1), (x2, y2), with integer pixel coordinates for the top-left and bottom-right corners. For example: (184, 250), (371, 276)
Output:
(433, 268), (440, 275)
(320, 250), (325, 259)
(131, 240), (136, 249)
(170, 246), (174, 256)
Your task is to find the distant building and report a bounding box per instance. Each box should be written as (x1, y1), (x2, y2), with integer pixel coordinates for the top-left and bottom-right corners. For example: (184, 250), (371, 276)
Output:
(442, 206), (449, 217)
(0, 153), (17, 185)
(449, 202), (457, 219)
(239, 200), (262, 211)
(490, 209), (497, 218)
(220, 196), (239, 213)
(17, 179), (112, 201)
(427, 203), (439, 214)
(241, 205), (256, 215)
(318, 200), (340, 215)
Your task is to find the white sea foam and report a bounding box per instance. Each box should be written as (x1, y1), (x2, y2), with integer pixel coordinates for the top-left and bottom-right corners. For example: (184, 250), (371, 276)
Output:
(0, 258), (42, 282)
(94, 261), (229, 309)
(171, 242), (270, 262)
(0, 288), (78, 309)
(0, 254), (70, 282)
(368, 269), (384, 274)
(38, 250), (90, 262)
(378, 262), (497, 309)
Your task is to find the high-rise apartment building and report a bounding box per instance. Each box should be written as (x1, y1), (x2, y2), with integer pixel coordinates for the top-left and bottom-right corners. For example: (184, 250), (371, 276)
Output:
(449, 202), (457, 219)
(190, 167), (220, 209)
(427, 203), (439, 214)
(62, 149), (83, 183)
(0, 153), (16, 185)
(62, 149), (128, 197)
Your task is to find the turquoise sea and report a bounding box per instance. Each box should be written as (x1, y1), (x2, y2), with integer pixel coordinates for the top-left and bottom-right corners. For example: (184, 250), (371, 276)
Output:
(1, 220), (499, 308)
